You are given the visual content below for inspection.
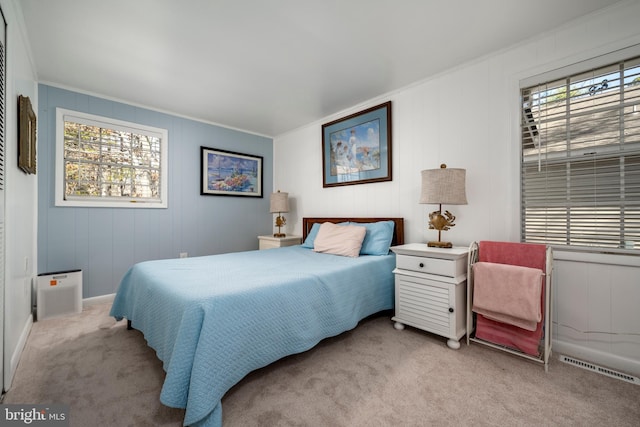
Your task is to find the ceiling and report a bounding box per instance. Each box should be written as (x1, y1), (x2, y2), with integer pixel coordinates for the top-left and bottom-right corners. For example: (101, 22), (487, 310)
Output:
(20, 0), (623, 137)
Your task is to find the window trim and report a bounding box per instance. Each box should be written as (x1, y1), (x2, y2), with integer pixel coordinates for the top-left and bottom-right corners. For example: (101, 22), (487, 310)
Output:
(55, 108), (169, 208)
(520, 44), (640, 89)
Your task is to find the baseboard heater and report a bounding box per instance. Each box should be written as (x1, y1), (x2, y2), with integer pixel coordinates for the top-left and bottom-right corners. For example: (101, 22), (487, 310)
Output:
(559, 355), (639, 385)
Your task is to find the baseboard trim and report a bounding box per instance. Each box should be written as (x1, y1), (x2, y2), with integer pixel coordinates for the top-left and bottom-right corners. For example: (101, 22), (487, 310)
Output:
(5, 313), (33, 391)
(83, 293), (115, 307)
(553, 339), (640, 377)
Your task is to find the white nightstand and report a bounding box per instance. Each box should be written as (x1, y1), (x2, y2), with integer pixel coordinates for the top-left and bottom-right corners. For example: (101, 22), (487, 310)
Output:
(258, 235), (302, 250)
(390, 243), (468, 349)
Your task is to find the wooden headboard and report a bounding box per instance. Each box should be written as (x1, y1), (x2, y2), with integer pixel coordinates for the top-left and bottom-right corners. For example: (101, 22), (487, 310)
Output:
(302, 217), (404, 246)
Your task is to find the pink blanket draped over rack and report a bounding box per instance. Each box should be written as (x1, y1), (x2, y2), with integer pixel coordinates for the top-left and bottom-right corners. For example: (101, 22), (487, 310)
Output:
(474, 241), (547, 356)
(472, 262), (543, 331)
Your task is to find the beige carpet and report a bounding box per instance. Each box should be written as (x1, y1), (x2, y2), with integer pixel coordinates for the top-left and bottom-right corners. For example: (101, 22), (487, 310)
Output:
(3, 303), (639, 426)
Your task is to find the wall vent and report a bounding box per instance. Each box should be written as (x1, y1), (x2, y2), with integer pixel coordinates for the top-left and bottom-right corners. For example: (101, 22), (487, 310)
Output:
(559, 355), (639, 385)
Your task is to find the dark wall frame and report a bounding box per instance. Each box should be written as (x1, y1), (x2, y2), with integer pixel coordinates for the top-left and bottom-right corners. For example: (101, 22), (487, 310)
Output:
(18, 94), (36, 174)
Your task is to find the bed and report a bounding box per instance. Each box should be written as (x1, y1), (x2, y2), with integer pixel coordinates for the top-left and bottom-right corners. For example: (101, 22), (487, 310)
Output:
(109, 217), (404, 427)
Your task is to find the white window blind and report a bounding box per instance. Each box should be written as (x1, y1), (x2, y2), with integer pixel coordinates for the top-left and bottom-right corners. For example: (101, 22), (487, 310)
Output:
(56, 109), (168, 208)
(521, 56), (640, 249)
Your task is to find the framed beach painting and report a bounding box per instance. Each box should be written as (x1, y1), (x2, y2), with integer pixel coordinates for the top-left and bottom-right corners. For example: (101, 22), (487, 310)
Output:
(322, 101), (392, 187)
(200, 146), (263, 197)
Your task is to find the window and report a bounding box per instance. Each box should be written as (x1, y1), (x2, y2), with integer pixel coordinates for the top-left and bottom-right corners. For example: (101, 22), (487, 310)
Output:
(521, 55), (640, 250)
(56, 109), (168, 208)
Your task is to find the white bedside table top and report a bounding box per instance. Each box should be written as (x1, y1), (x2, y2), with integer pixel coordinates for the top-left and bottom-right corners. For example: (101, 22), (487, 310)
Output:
(390, 243), (468, 260)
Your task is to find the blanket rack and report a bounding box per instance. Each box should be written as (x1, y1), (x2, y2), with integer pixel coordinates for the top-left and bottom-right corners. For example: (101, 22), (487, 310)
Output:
(466, 241), (553, 371)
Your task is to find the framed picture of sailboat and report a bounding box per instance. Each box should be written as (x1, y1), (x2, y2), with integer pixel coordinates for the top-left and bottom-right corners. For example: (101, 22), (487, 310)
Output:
(200, 146), (263, 197)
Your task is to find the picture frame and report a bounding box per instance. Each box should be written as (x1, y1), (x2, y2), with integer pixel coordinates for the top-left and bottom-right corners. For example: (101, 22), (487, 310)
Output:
(200, 146), (263, 197)
(18, 95), (37, 174)
(322, 101), (392, 187)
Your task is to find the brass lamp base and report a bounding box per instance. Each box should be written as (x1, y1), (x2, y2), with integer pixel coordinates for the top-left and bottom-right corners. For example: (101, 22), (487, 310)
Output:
(273, 214), (287, 238)
(427, 240), (453, 248)
(427, 207), (456, 249)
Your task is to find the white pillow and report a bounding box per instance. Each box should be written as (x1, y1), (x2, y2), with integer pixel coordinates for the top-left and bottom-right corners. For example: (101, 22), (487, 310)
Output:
(313, 222), (366, 257)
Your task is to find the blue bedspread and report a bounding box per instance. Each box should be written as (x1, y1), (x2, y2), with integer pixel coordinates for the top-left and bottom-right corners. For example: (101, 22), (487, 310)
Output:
(109, 245), (395, 426)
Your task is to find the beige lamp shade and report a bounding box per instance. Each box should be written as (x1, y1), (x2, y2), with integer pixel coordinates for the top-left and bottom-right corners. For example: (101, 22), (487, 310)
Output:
(420, 165), (467, 205)
(270, 191), (289, 213)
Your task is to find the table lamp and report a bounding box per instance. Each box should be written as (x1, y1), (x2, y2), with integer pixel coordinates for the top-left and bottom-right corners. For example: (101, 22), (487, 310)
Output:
(420, 164), (467, 248)
(270, 190), (289, 237)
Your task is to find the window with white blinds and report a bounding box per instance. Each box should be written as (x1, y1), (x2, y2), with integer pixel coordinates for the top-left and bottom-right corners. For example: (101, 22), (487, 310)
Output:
(521, 56), (640, 250)
(55, 109), (168, 208)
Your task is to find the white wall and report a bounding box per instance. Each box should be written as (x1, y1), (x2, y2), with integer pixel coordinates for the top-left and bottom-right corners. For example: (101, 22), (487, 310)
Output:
(274, 1), (640, 374)
(3, 0), (38, 389)
(553, 252), (640, 376)
(276, 2), (640, 243)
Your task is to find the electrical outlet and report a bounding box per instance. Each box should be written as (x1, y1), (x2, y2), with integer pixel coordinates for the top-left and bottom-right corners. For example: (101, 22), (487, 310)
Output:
(179, 252), (188, 258)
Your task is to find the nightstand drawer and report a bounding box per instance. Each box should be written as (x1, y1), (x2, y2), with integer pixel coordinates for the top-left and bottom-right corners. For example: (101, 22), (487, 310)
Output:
(259, 239), (280, 250)
(396, 254), (459, 277)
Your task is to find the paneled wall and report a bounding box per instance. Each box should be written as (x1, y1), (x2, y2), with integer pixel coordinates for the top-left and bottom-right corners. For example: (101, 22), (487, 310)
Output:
(38, 85), (273, 299)
(553, 250), (640, 376)
(274, 2), (640, 374)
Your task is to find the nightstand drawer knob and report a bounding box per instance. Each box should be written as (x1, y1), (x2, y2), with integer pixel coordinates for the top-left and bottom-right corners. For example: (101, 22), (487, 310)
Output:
(449, 307), (454, 313)
(419, 262), (424, 268)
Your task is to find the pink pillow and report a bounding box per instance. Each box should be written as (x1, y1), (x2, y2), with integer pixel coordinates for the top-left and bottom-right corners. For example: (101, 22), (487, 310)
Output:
(313, 222), (366, 257)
